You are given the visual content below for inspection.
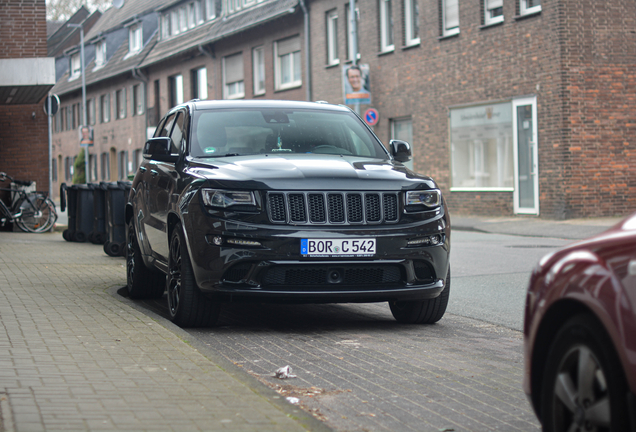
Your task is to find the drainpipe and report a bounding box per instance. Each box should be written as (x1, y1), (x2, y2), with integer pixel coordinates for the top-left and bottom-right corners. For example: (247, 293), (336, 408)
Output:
(299, 0), (311, 102)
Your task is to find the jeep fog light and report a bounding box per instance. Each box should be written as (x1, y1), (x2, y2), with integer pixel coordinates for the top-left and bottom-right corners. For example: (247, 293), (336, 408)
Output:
(227, 238), (262, 247)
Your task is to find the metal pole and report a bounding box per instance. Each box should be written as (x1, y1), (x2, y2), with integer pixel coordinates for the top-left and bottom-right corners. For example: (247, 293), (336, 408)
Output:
(349, 0), (359, 115)
(47, 93), (52, 200)
(79, 27), (89, 184)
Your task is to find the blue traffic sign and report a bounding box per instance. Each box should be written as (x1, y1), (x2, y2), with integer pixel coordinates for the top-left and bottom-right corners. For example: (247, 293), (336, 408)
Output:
(364, 108), (379, 126)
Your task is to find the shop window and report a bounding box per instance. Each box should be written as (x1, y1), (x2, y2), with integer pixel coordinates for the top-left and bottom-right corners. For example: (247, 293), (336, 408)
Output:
(450, 102), (514, 190)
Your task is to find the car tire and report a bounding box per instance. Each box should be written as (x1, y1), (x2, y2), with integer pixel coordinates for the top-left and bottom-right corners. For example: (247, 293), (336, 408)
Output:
(389, 267), (450, 324)
(126, 219), (165, 299)
(167, 223), (220, 328)
(540, 314), (629, 432)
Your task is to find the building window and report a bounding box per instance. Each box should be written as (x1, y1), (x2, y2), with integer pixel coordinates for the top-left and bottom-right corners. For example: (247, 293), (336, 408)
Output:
(52, 158), (58, 182)
(441, 0), (460, 37)
(101, 152), (110, 181)
(379, 0), (394, 53)
(252, 47), (265, 95)
(191, 67), (208, 100)
(275, 36), (301, 90)
(484, 0), (503, 25)
(116, 88), (126, 120)
(450, 102), (514, 190)
(161, 14), (171, 39)
(118, 150), (129, 181)
(54, 110), (61, 133)
(89, 154), (97, 182)
(88, 98), (96, 125)
(179, 6), (188, 32)
(206, 0), (216, 19)
(72, 103), (78, 130)
(169, 74), (184, 107)
(133, 84), (145, 116)
(66, 106), (72, 130)
(95, 41), (106, 67)
(70, 53), (81, 79)
(346, 5), (360, 61)
(326, 10), (339, 66)
(223, 53), (244, 99)
(170, 11), (179, 36)
(519, 0), (541, 15)
(101, 93), (110, 123)
(132, 149), (143, 173)
(65, 157), (73, 181)
(404, 0), (420, 46)
(391, 117), (414, 170)
(128, 25), (143, 54)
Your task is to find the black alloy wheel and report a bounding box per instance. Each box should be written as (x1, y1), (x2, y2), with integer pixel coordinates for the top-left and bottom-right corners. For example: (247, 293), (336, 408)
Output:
(167, 223), (220, 327)
(126, 219), (165, 299)
(540, 314), (629, 432)
(389, 266), (450, 324)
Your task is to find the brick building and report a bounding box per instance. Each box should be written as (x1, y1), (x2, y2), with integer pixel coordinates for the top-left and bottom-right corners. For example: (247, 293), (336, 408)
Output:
(50, 0), (636, 218)
(0, 0), (55, 201)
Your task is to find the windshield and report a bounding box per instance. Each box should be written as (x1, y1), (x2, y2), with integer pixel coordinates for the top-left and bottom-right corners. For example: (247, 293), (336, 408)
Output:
(189, 108), (389, 159)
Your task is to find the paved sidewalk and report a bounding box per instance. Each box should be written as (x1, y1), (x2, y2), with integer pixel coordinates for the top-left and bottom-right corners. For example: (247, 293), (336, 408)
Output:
(0, 231), (325, 431)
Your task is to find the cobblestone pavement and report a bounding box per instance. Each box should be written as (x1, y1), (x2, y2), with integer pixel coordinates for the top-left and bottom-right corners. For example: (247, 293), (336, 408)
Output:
(138, 299), (541, 432)
(0, 231), (323, 432)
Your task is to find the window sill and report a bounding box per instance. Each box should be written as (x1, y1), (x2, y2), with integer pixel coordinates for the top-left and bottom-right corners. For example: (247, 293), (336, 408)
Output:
(514, 9), (542, 21)
(438, 31), (460, 41)
(377, 48), (395, 57)
(274, 83), (302, 93)
(479, 20), (504, 30)
(401, 41), (420, 50)
(450, 187), (514, 192)
(325, 62), (340, 69)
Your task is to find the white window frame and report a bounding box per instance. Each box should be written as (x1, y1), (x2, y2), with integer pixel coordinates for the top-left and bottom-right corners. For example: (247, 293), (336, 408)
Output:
(170, 74), (184, 107)
(206, 0), (216, 20)
(128, 25), (143, 55)
(193, 67), (208, 99)
(441, 0), (460, 37)
(70, 53), (81, 79)
(100, 94), (110, 123)
(379, 0), (394, 53)
(326, 10), (339, 66)
(171, 11), (180, 35)
(94, 41), (106, 67)
(179, 6), (188, 32)
(252, 46), (265, 95)
(520, 0), (541, 16)
(404, 0), (420, 46)
(274, 37), (302, 91)
(223, 53), (245, 99)
(133, 84), (145, 116)
(484, 0), (504, 25)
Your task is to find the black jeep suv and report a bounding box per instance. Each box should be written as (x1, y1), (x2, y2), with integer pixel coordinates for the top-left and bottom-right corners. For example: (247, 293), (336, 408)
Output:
(126, 100), (451, 327)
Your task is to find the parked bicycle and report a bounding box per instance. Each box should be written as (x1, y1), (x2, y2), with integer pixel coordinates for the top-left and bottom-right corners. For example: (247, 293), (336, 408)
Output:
(0, 172), (57, 233)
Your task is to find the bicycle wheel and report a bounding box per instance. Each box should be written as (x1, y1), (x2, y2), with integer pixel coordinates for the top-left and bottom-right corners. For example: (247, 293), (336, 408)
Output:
(14, 195), (57, 233)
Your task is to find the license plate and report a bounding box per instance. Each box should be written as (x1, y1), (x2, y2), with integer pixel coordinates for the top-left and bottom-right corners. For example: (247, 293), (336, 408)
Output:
(301, 238), (376, 257)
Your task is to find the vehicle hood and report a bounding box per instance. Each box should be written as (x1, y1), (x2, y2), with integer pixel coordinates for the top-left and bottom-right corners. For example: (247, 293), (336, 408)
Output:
(185, 154), (438, 191)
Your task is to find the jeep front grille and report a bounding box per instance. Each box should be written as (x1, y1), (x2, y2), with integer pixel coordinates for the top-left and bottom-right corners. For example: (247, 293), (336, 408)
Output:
(267, 192), (399, 225)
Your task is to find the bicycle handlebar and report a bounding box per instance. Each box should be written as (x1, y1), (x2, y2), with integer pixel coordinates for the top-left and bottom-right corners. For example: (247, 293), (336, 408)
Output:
(0, 172), (33, 187)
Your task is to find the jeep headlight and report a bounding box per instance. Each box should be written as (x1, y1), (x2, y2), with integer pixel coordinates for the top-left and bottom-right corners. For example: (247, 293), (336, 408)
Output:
(405, 190), (441, 209)
(201, 189), (256, 208)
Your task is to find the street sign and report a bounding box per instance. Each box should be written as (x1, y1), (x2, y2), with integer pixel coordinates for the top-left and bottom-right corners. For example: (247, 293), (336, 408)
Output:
(364, 108), (379, 126)
(43, 94), (60, 116)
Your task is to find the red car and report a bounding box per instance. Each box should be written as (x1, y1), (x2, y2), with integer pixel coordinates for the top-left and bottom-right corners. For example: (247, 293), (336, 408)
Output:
(524, 214), (636, 431)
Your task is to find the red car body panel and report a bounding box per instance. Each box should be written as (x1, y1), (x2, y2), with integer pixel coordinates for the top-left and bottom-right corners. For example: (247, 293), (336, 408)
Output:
(523, 213), (636, 414)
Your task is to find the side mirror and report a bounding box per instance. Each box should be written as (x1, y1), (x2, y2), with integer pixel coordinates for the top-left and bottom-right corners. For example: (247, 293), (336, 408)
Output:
(143, 137), (179, 163)
(390, 140), (412, 163)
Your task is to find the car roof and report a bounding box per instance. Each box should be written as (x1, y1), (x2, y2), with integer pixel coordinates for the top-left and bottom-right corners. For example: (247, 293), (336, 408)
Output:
(184, 99), (352, 113)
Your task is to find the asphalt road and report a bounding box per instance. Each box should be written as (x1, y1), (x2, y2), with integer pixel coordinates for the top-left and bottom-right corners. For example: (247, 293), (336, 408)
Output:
(127, 229), (574, 431)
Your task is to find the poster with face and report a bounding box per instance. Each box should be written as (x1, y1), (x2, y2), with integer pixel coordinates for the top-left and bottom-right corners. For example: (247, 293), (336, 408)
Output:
(343, 64), (371, 105)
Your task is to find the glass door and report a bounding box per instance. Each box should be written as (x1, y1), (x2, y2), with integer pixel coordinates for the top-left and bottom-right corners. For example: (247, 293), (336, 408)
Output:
(513, 97), (539, 214)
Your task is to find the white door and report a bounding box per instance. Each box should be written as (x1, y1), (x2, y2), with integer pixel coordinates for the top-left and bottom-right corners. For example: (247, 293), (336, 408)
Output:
(513, 97), (539, 215)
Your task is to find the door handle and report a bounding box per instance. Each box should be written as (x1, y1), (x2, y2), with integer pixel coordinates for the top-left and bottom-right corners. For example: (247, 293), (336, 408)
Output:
(529, 141), (537, 176)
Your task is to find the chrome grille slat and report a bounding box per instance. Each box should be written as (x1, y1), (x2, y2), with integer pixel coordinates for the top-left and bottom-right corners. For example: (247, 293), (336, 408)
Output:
(267, 192), (399, 225)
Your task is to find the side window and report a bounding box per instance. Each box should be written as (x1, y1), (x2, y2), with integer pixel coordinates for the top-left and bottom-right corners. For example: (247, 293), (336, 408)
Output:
(156, 114), (175, 137)
(169, 112), (186, 154)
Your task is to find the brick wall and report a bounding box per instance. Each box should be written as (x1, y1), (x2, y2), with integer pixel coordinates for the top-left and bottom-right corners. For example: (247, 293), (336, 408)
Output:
(0, 0), (48, 58)
(0, 0), (50, 200)
(309, 0), (636, 218)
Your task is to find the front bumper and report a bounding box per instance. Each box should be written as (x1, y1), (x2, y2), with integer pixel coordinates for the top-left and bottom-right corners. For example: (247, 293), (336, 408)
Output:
(181, 198), (451, 303)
